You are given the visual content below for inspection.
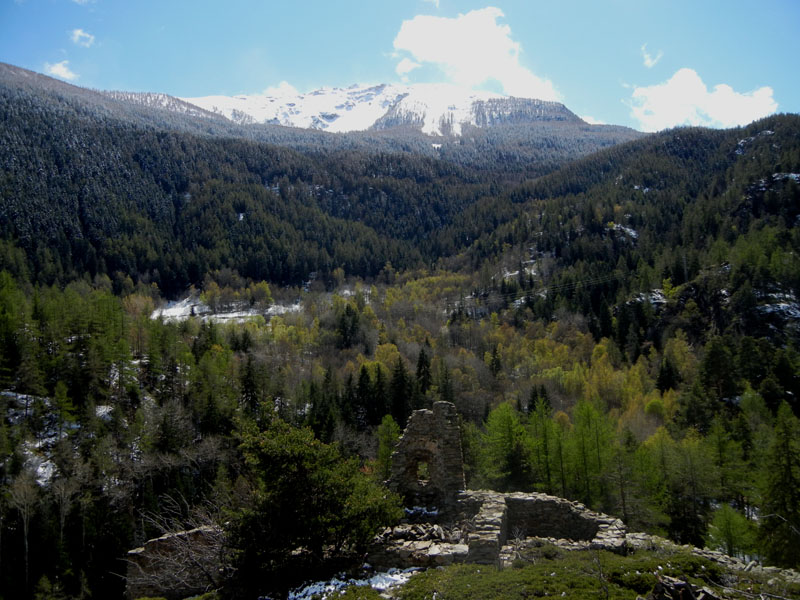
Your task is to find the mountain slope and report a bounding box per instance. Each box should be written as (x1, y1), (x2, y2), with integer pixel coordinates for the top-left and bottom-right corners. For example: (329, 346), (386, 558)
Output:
(453, 114), (800, 345)
(0, 62), (643, 181)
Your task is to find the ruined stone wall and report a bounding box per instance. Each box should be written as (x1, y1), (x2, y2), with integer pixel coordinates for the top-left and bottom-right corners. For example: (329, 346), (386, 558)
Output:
(388, 401), (465, 506)
(369, 490), (627, 568)
(504, 495), (600, 541)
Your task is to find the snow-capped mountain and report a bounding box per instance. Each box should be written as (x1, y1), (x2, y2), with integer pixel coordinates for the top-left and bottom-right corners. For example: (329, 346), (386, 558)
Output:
(182, 83), (582, 136)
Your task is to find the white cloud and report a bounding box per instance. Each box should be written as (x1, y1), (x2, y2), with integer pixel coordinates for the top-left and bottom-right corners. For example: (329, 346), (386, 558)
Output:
(70, 28), (95, 47)
(44, 60), (78, 81)
(395, 57), (421, 77)
(630, 68), (777, 132)
(641, 44), (662, 68)
(262, 81), (299, 97)
(393, 7), (560, 101)
(581, 115), (605, 125)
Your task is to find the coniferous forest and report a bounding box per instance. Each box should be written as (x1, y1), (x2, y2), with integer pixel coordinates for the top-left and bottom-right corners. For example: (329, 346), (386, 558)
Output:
(1, 64), (800, 599)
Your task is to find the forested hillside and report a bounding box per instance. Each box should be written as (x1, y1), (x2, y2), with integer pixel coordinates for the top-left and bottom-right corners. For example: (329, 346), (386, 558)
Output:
(1, 63), (800, 599)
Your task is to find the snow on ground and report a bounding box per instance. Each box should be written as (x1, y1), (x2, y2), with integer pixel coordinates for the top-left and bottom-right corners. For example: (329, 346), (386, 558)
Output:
(185, 83), (407, 133)
(151, 297), (302, 323)
(23, 441), (58, 486)
(183, 82), (505, 136)
(632, 289), (667, 306)
(736, 130), (775, 155)
(285, 567), (421, 600)
(612, 224), (639, 239)
(773, 172), (800, 183)
(4, 391), (71, 486)
(404, 506), (440, 519)
(2, 390), (43, 425)
(96, 405), (114, 421)
(759, 301), (800, 321)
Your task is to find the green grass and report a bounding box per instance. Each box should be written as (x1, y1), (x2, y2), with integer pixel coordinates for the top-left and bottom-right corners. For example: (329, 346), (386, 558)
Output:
(384, 549), (800, 600)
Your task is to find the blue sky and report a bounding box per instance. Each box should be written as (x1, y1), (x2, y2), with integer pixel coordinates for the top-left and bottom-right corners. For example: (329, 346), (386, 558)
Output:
(2, 0), (798, 131)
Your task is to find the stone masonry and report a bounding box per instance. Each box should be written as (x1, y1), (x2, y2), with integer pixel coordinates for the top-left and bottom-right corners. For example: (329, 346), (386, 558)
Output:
(368, 490), (627, 569)
(387, 401), (465, 506)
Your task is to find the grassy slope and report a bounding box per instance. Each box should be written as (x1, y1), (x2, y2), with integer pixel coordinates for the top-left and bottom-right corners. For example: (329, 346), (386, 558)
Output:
(339, 547), (800, 600)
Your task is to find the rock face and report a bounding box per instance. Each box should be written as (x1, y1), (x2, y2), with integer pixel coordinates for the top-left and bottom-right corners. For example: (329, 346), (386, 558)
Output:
(387, 401), (465, 506)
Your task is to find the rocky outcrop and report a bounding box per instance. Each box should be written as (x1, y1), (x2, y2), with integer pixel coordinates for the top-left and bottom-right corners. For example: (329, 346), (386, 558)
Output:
(645, 575), (721, 600)
(387, 401), (465, 506)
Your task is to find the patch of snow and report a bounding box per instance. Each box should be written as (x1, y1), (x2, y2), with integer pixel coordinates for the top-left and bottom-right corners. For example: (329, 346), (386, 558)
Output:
(773, 172), (800, 183)
(21, 441), (58, 486)
(736, 130), (775, 155)
(152, 296), (301, 323)
(183, 82), (512, 136)
(35, 458), (57, 486)
(96, 405), (114, 421)
(766, 291), (798, 303)
(266, 302), (303, 317)
(203, 309), (263, 323)
(2, 390), (46, 425)
(611, 224), (639, 239)
(286, 567), (421, 600)
(151, 296), (210, 321)
(758, 302), (800, 321)
(404, 506), (439, 519)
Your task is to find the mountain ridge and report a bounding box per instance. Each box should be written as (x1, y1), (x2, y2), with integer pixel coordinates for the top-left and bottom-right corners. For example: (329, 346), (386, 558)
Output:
(182, 82), (584, 136)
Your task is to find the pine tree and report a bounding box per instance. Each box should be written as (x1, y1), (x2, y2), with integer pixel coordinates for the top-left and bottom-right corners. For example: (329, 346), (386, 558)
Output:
(415, 346), (432, 396)
(489, 345), (502, 377)
(376, 414), (401, 481)
(656, 354), (681, 392)
(759, 402), (800, 568)
(390, 358), (411, 428)
(481, 403), (532, 491)
(437, 362), (454, 404)
(529, 398), (553, 493)
(356, 365), (372, 429)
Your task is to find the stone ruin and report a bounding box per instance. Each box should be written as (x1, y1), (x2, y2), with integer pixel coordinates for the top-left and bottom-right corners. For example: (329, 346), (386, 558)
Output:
(376, 401), (629, 568)
(387, 401), (465, 506)
(367, 490), (627, 568)
(371, 401), (800, 585)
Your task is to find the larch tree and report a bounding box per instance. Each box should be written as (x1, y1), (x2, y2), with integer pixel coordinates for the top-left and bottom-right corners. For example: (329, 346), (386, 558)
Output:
(759, 402), (800, 568)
